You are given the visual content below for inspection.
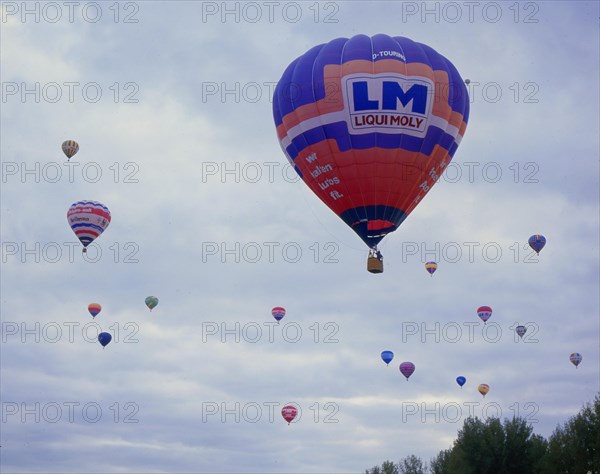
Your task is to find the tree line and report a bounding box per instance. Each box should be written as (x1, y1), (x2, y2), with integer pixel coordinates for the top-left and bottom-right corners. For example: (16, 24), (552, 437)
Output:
(365, 394), (599, 474)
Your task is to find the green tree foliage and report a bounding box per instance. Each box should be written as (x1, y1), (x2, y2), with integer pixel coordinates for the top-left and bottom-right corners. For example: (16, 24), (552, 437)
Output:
(444, 416), (550, 473)
(398, 454), (426, 474)
(365, 460), (389, 474)
(545, 395), (600, 474)
(365, 394), (599, 473)
(381, 460), (399, 474)
(365, 457), (424, 474)
(429, 449), (451, 474)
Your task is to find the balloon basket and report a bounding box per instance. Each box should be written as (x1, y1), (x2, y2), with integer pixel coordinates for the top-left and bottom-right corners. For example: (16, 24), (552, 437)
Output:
(82, 248), (87, 253)
(367, 256), (383, 273)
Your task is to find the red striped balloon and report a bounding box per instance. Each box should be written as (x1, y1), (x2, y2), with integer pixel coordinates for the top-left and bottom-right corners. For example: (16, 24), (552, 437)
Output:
(88, 303), (102, 318)
(67, 201), (111, 252)
(271, 307), (286, 323)
(477, 306), (493, 324)
(281, 405), (297, 424)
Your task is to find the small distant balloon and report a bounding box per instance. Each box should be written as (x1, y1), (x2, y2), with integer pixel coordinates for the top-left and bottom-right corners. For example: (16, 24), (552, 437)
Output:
(425, 261), (438, 276)
(477, 306), (493, 324)
(381, 350), (394, 366)
(465, 79), (471, 85)
(456, 376), (466, 388)
(516, 325), (527, 338)
(528, 234), (546, 255)
(145, 296), (159, 311)
(399, 362), (415, 381)
(88, 303), (102, 318)
(62, 140), (79, 160)
(272, 307), (286, 323)
(478, 384), (490, 397)
(570, 353), (582, 368)
(98, 332), (112, 348)
(281, 405), (297, 425)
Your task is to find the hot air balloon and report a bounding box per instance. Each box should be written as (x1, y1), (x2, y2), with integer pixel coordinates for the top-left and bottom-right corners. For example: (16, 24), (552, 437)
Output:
(272, 307), (286, 323)
(62, 140), (79, 160)
(273, 34), (470, 274)
(456, 376), (466, 388)
(145, 296), (159, 311)
(67, 201), (111, 253)
(98, 332), (112, 348)
(516, 325), (527, 338)
(570, 353), (582, 368)
(425, 261), (438, 276)
(399, 361), (415, 381)
(381, 350), (394, 366)
(528, 234), (546, 255)
(281, 405), (297, 425)
(478, 384), (490, 397)
(477, 306), (492, 324)
(88, 303), (102, 318)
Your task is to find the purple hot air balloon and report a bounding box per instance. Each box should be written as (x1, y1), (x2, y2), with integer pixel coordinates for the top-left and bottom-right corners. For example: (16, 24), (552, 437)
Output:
(399, 362), (415, 381)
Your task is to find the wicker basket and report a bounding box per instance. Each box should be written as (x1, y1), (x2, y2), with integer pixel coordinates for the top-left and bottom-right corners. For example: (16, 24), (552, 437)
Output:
(367, 256), (383, 273)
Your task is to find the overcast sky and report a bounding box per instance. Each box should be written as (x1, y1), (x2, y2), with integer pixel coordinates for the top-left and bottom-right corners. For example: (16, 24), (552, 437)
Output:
(1, 1), (599, 472)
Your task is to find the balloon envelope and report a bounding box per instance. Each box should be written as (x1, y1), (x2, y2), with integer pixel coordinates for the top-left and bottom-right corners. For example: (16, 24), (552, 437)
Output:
(516, 325), (527, 338)
(456, 376), (466, 387)
(281, 405), (297, 424)
(67, 201), (111, 250)
(98, 332), (112, 347)
(425, 261), (438, 275)
(570, 352), (582, 368)
(528, 234), (546, 254)
(273, 34), (469, 250)
(477, 306), (492, 323)
(62, 140), (79, 160)
(399, 361), (415, 380)
(272, 307), (286, 322)
(381, 350), (394, 365)
(478, 384), (490, 397)
(88, 303), (102, 318)
(145, 296), (159, 311)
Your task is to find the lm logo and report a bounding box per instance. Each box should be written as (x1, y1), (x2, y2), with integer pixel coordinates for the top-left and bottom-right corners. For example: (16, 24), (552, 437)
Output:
(343, 74), (432, 132)
(350, 78), (428, 114)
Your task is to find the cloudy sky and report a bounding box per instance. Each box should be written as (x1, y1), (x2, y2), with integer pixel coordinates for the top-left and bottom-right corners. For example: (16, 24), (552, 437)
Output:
(1, 1), (598, 472)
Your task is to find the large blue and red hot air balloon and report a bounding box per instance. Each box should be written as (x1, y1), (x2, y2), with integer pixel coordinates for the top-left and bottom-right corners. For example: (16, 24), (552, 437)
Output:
(273, 34), (470, 272)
